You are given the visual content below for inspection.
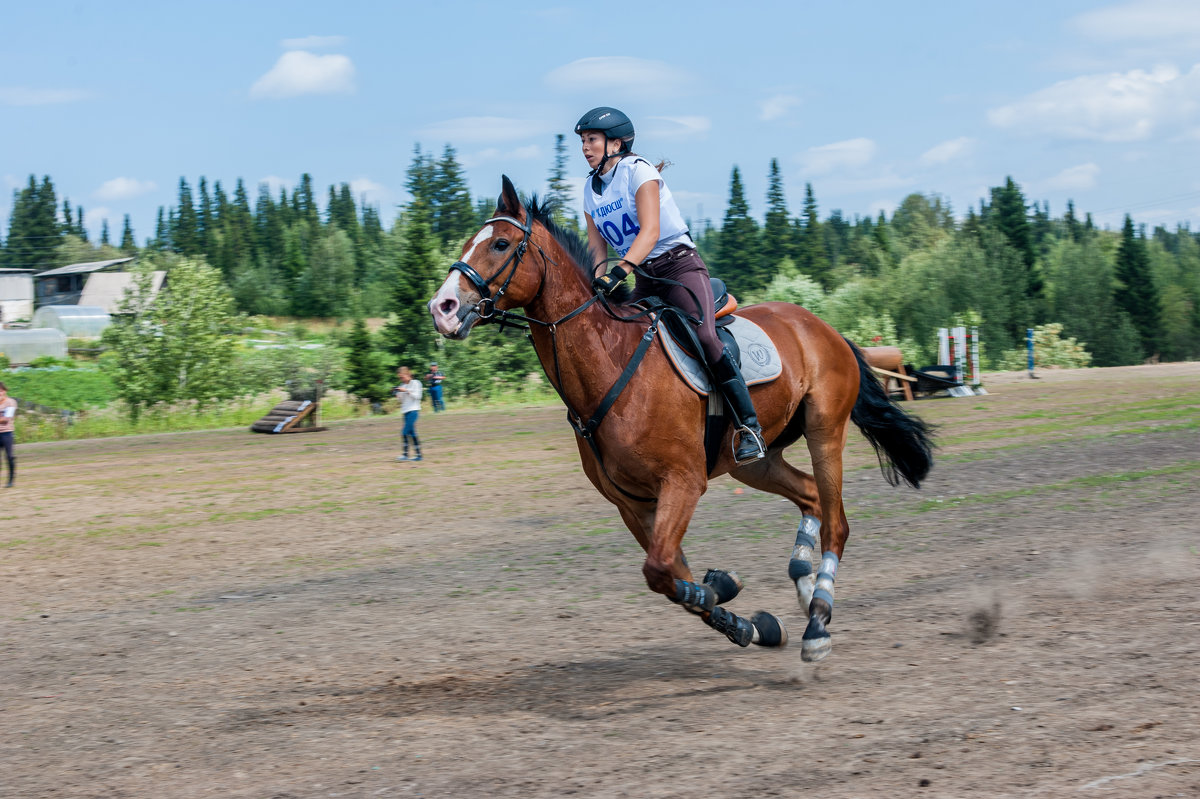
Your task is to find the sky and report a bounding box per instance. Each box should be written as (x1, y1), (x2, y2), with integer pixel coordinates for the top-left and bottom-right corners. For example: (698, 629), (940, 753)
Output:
(4, 0), (1200, 247)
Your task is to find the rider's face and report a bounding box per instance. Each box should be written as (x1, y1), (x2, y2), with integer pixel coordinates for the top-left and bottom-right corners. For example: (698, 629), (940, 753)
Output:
(580, 131), (620, 170)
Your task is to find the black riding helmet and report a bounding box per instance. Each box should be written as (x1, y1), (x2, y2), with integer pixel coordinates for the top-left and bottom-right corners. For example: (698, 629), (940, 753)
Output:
(574, 106), (635, 151)
(576, 107), (636, 191)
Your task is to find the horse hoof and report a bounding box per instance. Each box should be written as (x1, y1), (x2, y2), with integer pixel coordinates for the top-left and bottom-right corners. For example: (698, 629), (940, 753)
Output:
(703, 569), (744, 604)
(800, 635), (832, 662)
(750, 611), (788, 648)
(801, 615), (832, 661)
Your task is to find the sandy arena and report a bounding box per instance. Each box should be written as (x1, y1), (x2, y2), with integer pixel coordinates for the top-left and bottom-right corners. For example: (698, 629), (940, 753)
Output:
(2, 363), (1198, 798)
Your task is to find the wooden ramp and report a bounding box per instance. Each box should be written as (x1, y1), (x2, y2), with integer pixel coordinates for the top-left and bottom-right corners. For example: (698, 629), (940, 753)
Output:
(250, 400), (326, 434)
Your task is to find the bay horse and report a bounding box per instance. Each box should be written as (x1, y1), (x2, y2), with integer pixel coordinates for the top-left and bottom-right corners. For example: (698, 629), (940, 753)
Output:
(429, 176), (934, 661)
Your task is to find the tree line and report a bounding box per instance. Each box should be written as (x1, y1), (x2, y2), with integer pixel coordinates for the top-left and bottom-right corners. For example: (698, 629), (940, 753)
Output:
(3, 135), (1198, 408)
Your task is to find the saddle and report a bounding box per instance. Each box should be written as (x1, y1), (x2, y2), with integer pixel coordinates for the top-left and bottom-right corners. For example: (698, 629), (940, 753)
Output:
(647, 278), (783, 396)
(636, 279), (784, 475)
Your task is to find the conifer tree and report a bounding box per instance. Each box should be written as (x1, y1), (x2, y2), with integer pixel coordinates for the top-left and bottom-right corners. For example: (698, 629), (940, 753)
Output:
(381, 202), (440, 368)
(174, 178), (199, 255)
(987, 176), (1041, 301)
(796, 183), (831, 287)
(1114, 215), (1163, 357)
(712, 166), (761, 299)
(120, 215), (136, 253)
(75, 206), (87, 242)
(547, 133), (578, 231)
(100, 219), (110, 246)
(2, 175), (62, 270)
(432, 145), (475, 247)
(344, 312), (392, 402)
(761, 158), (792, 274)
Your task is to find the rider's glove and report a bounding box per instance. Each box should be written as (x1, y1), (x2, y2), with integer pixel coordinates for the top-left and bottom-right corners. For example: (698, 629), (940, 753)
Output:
(592, 265), (629, 295)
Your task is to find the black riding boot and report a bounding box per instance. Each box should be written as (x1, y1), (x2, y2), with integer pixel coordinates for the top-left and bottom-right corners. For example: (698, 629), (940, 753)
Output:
(5, 459), (13, 487)
(711, 348), (766, 463)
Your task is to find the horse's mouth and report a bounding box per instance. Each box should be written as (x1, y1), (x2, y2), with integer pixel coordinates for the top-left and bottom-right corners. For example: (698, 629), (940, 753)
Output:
(450, 308), (481, 339)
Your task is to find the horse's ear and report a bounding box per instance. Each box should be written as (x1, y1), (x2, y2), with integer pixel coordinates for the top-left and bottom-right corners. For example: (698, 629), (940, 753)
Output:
(497, 175), (521, 216)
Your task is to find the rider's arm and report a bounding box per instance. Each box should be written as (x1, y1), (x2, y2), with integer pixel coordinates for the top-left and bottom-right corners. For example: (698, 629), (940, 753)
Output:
(620, 180), (661, 269)
(585, 214), (609, 277)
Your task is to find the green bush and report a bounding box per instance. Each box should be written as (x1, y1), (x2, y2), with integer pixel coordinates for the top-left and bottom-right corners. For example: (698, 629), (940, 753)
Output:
(996, 323), (1093, 371)
(3, 367), (118, 410)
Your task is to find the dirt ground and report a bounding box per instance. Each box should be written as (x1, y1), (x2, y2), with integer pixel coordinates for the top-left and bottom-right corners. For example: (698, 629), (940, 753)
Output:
(2, 363), (1198, 798)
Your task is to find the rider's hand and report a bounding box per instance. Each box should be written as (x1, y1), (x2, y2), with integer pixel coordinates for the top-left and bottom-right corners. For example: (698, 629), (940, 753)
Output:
(592, 265), (629, 295)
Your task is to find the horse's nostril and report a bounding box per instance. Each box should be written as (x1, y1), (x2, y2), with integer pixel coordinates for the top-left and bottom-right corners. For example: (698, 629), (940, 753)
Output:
(438, 299), (457, 315)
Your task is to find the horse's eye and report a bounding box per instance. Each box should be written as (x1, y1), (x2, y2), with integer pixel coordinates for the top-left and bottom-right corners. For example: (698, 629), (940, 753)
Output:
(494, 239), (510, 252)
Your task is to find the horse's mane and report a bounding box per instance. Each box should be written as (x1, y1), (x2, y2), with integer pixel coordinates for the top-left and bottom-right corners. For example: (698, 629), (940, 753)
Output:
(526, 195), (632, 303)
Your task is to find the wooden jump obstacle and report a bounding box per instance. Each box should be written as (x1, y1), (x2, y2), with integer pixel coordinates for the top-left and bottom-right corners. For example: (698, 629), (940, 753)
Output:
(861, 346), (915, 401)
(249, 399), (327, 434)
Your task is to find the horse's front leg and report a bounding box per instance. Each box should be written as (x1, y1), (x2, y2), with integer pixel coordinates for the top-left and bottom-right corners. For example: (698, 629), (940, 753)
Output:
(643, 481), (784, 648)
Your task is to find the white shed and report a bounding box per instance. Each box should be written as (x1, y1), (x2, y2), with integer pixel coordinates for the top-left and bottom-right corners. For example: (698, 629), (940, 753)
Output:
(0, 269), (35, 324)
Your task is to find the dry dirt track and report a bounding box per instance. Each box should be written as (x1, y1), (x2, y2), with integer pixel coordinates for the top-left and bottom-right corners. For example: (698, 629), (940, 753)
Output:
(2, 363), (1199, 798)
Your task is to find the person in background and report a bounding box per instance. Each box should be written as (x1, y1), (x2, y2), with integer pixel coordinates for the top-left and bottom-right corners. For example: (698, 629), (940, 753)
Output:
(393, 367), (423, 462)
(424, 362), (446, 412)
(0, 382), (16, 487)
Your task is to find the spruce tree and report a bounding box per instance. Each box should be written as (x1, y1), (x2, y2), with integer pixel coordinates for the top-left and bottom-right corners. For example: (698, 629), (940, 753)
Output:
(381, 202), (440, 368)
(712, 166), (761, 299)
(987, 177), (1041, 301)
(547, 133), (578, 231)
(796, 183), (831, 288)
(1114, 215), (1163, 357)
(344, 313), (391, 402)
(174, 178), (199, 255)
(761, 158), (792, 275)
(100, 219), (110, 246)
(432, 145), (476, 247)
(120, 215), (136, 252)
(2, 175), (62, 270)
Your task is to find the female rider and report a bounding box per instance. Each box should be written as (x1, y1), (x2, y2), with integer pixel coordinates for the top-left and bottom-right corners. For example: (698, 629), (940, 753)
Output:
(576, 106), (765, 463)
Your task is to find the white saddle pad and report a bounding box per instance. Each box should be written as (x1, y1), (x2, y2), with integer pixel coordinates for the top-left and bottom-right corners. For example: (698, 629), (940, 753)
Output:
(659, 314), (783, 396)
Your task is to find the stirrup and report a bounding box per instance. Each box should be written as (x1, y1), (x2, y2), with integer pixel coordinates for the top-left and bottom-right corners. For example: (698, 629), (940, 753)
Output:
(733, 425), (766, 464)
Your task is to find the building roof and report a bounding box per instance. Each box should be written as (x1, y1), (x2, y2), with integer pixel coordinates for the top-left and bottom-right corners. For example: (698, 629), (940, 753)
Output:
(35, 257), (135, 277)
(79, 271), (166, 314)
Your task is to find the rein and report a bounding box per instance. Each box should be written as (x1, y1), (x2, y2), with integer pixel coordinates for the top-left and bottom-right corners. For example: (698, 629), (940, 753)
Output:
(450, 208), (658, 503)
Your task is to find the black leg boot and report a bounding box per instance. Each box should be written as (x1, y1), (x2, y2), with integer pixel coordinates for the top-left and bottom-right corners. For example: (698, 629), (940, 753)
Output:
(5, 458), (13, 487)
(711, 349), (766, 463)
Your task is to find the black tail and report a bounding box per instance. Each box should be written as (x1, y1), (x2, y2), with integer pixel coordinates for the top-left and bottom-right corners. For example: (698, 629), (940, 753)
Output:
(845, 338), (935, 488)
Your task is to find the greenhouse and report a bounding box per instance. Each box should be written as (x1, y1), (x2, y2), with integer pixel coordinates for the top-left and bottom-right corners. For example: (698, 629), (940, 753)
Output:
(31, 305), (112, 338)
(0, 328), (68, 365)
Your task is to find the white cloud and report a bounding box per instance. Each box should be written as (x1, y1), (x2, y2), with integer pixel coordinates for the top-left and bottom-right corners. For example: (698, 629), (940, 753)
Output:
(0, 87), (88, 106)
(799, 137), (877, 175)
(644, 115), (710, 138)
(94, 177), (157, 201)
(544, 57), (692, 98)
(918, 137), (974, 167)
(1070, 1), (1200, 42)
(760, 94), (801, 122)
(987, 64), (1200, 142)
(347, 178), (390, 206)
(1042, 163), (1101, 191)
(250, 51), (356, 99)
(421, 116), (547, 143)
(280, 35), (347, 50)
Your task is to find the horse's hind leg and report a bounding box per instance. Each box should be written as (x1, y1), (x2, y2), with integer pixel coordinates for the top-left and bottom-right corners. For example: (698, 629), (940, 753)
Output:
(731, 453), (822, 604)
(733, 440), (848, 661)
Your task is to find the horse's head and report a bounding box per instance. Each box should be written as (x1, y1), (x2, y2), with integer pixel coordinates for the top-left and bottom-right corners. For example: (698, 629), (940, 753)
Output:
(429, 175), (544, 340)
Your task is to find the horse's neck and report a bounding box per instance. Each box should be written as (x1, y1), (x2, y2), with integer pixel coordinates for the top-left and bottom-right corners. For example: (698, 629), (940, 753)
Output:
(524, 253), (643, 408)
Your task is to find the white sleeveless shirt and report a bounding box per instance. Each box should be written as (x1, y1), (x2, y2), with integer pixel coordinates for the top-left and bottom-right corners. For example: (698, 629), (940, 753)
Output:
(583, 157), (692, 259)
